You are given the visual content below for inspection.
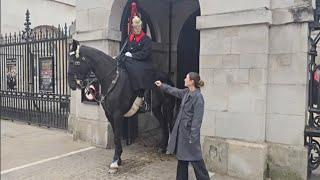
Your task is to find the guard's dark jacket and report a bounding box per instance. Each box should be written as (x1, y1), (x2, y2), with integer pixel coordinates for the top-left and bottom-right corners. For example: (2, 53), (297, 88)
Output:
(121, 32), (155, 91)
(160, 84), (205, 161)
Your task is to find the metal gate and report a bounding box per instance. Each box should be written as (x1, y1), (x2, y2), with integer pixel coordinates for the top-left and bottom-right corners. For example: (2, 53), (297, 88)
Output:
(0, 10), (70, 129)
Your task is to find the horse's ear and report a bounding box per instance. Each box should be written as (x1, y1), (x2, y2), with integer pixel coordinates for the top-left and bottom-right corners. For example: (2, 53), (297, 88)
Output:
(71, 39), (79, 51)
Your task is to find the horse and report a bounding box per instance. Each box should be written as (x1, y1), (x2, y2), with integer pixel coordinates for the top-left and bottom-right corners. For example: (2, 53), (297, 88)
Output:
(68, 40), (175, 173)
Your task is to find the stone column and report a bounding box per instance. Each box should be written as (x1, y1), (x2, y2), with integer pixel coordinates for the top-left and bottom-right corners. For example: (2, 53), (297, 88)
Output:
(267, 0), (312, 179)
(69, 0), (124, 148)
(198, 0), (312, 179)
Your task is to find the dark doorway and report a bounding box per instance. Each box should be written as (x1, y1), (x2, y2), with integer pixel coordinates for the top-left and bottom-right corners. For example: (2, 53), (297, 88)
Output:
(177, 9), (200, 88)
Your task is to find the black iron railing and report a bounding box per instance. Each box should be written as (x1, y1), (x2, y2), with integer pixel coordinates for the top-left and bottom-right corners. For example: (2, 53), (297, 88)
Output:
(0, 10), (71, 129)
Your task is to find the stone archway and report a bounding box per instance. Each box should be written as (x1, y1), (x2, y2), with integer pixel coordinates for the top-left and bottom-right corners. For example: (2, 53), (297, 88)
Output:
(108, 0), (127, 32)
(107, 0), (202, 139)
(108, 0), (202, 84)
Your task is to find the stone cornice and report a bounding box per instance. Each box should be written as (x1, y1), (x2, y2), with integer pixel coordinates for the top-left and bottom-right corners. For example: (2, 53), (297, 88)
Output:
(197, 5), (314, 30)
(271, 6), (313, 25)
(197, 8), (272, 30)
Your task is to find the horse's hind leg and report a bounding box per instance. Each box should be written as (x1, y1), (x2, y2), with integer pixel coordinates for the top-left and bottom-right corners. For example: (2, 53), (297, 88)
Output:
(152, 106), (169, 153)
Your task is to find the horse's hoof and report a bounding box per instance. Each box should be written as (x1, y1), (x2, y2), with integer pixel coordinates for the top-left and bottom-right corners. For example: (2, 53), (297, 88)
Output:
(110, 160), (119, 168)
(108, 162), (119, 174)
(108, 168), (118, 174)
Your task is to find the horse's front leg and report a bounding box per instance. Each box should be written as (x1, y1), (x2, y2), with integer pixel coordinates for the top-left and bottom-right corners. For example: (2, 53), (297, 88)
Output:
(108, 114), (123, 174)
(108, 136), (122, 173)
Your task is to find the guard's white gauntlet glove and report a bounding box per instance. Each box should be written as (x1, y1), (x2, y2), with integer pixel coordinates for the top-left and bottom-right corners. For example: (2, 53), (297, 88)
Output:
(125, 52), (132, 57)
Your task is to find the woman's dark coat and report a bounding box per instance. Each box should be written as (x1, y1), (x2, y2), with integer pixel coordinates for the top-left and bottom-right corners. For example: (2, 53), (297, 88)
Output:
(160, 84), (205, 161)
(121, 35), (155, 91)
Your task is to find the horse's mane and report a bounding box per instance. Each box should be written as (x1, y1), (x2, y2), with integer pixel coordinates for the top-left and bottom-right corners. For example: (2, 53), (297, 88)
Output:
(80, 45), (117, 66)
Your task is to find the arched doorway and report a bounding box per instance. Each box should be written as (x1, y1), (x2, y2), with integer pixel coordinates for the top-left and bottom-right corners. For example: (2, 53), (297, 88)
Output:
(177, 9), (200, 88)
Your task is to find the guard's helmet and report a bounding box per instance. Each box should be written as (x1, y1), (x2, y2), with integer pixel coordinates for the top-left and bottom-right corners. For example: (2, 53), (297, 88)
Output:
(132, 16), (142, 27)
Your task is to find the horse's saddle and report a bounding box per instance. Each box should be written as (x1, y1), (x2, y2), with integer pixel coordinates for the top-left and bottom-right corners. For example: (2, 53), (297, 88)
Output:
(106, 61), (146, 118)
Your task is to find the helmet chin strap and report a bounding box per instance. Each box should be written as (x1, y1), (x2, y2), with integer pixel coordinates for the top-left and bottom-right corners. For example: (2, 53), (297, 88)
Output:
(69, 45), (80, 58)
(75, 45), (80, 59)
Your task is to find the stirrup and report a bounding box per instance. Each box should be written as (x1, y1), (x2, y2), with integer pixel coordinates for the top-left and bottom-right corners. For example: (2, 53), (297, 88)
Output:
(139, 101), (150, 113)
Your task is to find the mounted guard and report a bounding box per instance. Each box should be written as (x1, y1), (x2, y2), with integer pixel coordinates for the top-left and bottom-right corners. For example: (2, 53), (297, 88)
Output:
(67, 2), (176, 174)
(117, 3), (155, 112)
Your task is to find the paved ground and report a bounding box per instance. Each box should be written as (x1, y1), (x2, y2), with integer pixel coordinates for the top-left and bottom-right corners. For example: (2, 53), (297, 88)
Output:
(1, 120), (216, 180)
(1, 120), (91, 171)
(2, 119), (320, 180)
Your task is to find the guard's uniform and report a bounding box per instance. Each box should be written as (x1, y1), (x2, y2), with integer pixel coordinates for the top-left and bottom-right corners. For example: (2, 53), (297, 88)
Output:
(121, 31), (155, 91)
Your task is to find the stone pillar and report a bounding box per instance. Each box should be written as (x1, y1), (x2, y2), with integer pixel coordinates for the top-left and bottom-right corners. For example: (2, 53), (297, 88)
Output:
(266, 0), (312, 179)
(68, 0), (124, 148)
(198, 0), (312, 179)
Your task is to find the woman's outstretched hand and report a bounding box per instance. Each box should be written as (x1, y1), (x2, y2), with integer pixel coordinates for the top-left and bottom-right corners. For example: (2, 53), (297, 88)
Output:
(155, 80), (162, 87)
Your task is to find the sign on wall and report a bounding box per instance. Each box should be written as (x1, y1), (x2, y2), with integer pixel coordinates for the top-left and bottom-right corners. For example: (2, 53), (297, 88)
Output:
(39, 57), (54, 93)
(6, 58), (17, 90)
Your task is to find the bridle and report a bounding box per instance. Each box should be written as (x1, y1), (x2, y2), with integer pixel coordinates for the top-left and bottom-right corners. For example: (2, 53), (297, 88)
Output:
(69, 45), (118, 103)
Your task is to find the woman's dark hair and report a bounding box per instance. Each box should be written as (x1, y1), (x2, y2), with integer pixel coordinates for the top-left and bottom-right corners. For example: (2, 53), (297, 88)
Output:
(188, 72), (204, 88)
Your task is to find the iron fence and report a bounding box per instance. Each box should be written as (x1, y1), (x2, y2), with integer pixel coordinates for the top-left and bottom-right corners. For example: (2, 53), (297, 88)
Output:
(0, 10), (71, 129)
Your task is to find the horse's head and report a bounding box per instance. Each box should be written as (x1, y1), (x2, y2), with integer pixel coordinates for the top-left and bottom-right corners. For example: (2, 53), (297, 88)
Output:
(68, 39), (91, 90)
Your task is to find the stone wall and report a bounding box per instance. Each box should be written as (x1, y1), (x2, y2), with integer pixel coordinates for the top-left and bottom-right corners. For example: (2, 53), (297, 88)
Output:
(69, 0), (120, 148)
(199, 0), (312, 179)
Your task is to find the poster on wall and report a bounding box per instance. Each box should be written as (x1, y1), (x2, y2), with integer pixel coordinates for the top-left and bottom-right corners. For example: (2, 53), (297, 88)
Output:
(6, 58), (17, 90)
(39, 57), (54, 93)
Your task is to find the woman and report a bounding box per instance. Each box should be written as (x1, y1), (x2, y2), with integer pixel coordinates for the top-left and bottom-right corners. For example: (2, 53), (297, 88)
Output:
(155, 72), (210, 180)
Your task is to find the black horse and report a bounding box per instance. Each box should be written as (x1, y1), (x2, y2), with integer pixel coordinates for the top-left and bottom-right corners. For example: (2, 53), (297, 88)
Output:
(68, 40), (175, 173)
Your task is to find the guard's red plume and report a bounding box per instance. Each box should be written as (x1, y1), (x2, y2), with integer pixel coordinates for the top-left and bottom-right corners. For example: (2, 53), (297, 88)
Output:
(131, 2), (138, 18)
(128, 2), (139, 35)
